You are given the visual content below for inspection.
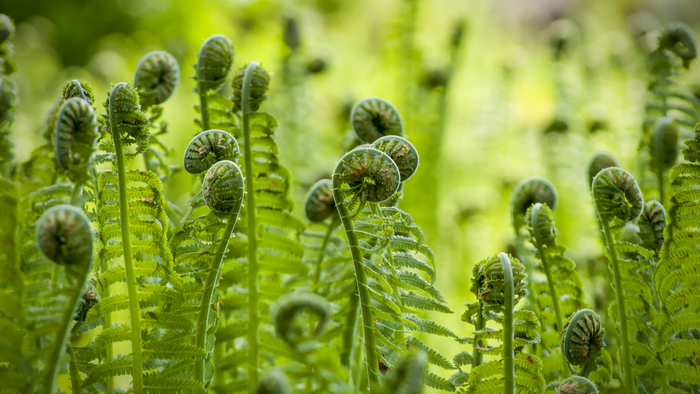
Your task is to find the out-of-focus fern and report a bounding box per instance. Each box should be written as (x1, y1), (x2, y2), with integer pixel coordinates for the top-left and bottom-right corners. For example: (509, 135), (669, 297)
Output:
(458, 253), (545, 393)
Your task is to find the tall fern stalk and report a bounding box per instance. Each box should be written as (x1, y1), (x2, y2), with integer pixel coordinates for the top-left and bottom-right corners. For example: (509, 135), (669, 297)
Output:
(500, 253), (516, 394)
(109, 83), (144, 394)
(592, 168), (640, 394)
(242, 61), (261, 391)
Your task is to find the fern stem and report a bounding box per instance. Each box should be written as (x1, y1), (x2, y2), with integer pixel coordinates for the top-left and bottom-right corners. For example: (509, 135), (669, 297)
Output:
(68, 345), (82, 394)
(43, 274), (88, 394)
(70, 179), (83, 207)
(530, 203), (569, 378)
(593, 205), (635, 393)
(242, 61), (260, 391)
(472, 301), (485, 368)
(312, 216), (339, 286)
(332, 184), (380, 384)
(197, 58), (210, 131)
(104, 285), (115, 394)
(194, 208), (240, 383)
(500, 252), (515, 394)
(110, 83), (144, 394)
(341, 291), (359, 367)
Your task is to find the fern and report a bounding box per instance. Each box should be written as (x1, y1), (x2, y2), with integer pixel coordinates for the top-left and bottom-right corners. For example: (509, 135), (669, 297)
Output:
(458, 253), (545, 393)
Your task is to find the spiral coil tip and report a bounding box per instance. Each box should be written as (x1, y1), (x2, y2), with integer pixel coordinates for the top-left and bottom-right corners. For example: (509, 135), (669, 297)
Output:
(256, 368), (291, 394)
(511, 176), (558, 229)
(196, 35), (235, 91)
(350, 97), (404, 143)
(588, 150), (620, 188)
(35, 204), (93, 268)
(561, 309), (605, 367)
(202, 160), (245, 217)
(304, 179), (336, 223)
(134, 51), (180, 108)
(556, 376), (599, 394)
(183, 129), (239, 174)
(592, 167), (643, 222)
(370, 135), (419, 182)
(333, 147), (401, 203)
(232, 63), (271, 113)
(270, 291), (331, 348)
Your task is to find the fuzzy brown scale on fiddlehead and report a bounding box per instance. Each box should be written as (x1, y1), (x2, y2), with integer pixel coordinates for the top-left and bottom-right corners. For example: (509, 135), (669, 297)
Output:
(588, 151), (620, 189)
(256, 369), (291, 394)
(54, 97), (99, 182)
(658, 22), (697, 68)
(35, 204), (93, 268)
(195, 35), (234, 93)
(555, 377), (599, 394)
(333, 147), (401, 204)
(511, 176), (558, 232)
(370, 135), (419, 182)
(103, 82), (150, 156)
(133, 51), (179, 109)
(270, 291), (331, 348)
(592, 167), (644, 223)
(231, 63), (270, 112)
(561, 309), (605, 369)
(304, 179), (336, 222)
(183, 129), (239, 174)
(636, 200), (666, 254)
(202, 160), (245, 217)
(470, 254), (527, 312)
(350, 97), (404, 143)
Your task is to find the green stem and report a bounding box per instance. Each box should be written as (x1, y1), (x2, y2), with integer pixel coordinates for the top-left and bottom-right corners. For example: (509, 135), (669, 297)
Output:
(579, 357), (595, 379)
(313, 216), (339, 286)
(500, 252), (515, 394)
(197, 55), (210, 131)
(593, 202), (635, 394)
(530, 203), (569, 378)
(70, 179), (84, 207)
(194, 206), (241, 383)
(472, 300), (485, 368)
(68, 345), (82, 394)
(43, 272), (88, 394)
(104, 284), (115, 394)
(242, 62), (260, 392)
(71, 79), (87, 102)
(110, 82), (143, 394)
(332, 182), (380, 384)
(341, 291), (359, 367)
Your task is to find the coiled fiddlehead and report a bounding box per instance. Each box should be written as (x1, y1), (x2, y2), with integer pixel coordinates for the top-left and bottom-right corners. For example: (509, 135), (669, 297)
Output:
(380, 352), (428, 394)
(256, 369), (291, 394)
(270, 291), (331, 348)
(591, 167), (643, 393)
(561, 309), (605, 378)
(184, 129), (239, 175)
(232, 63), (270, 113)
(554, 377), (599, 394)
(658, 22), (697, 68)
(195, 159), (244, 384)
(43, 80), (95, 145)
(133, 51), (179, 109)
(35, 205), (93, 394)
(370, 135), (419, 182)
(650, 117), (678, 205)
(196, 35), (234, 130)
(636, 200), (666, 256)
(305, 179), (336, 223)
(54, 97), (99, 203)
(351, 97), (404, 143)
(103, 82), (150, 157)
(588, 151), (620, 189)
(331, 147), (401, 383)
(511, 176), (559, 233)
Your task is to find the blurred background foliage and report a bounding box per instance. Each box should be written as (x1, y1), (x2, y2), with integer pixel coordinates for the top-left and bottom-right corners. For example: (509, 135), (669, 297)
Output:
(5, 0), (700, 390)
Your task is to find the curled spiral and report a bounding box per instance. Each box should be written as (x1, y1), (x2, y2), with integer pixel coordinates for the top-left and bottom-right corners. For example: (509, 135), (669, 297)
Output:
(196, 35), (235, 93)
(658, 22), (697, 68)
(650, 117), (678, 173)
(511, 176), (558, 230)
(304, 179), (336, 222)
(270, 291), (331, 348)
(35, 204), (93, 268)
(332, 148), (401, 203)
(231, 63), (270, 113)
(256, 369), (291, 394)
(183, 129), (239, 174)
(75, 281), (100, 322)
(0, 74), (17, 125)
(637, 200), (666, 253)
(380, 352), (428, 394)
(561, 309), (605, 368)
(588, 151), (620, 189)
(0, 14), (14, 45)
(42, 80), (95, 143)
(55, 97), (99, 181)
(370, 135), (419, 182)
(350, 97), (404, 143)
(202, 160), (245, 218)
(133, 51), (180, 108)
(592, 167), (644, 223)
(470, 253), (527, 311)
(556, 377), (599, 394)
(526, 202), (557, 248)
(105, 82), (150, 145)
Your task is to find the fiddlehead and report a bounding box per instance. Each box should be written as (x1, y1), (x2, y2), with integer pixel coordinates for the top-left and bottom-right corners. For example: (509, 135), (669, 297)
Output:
(36, 205), (93, 394)
(43, 79), (96, 145)
(636, 200), (666, 256)
(591, 167), (643, 393)
(133, 51), (179, 109)
(561, 309), (605, 378)
(183, 129), (239, 174)
(305, 179), (336, 223)
(270, 291), (331, 348)
(256, 369), (291, 394)
(379, 352), (428, 394)
(511, 176), (558, 234)
(350, 97), (404, 143)
(553, 377), (599, 394)
(588, 151), (620, 189)
(650, 117), (678, 205)
(232, 63), (270, 113)
(370, 135), (419, 182)
(657, 22), (697, 68)
(195, 35), (234, 131)
(102, 82), (150, 157)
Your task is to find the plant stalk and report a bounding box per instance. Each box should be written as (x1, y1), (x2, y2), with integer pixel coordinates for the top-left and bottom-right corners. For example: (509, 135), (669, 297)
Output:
(500, 252), (515, 394)
(197, 56), (210, 131)
(312, 215), (339, 286)
(341, 291), (360, 367)
(472, 301), (485, 368)
(242, 62), (260, 392)
(109, 83), (144, 394)
(68, 345), (82, 394)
